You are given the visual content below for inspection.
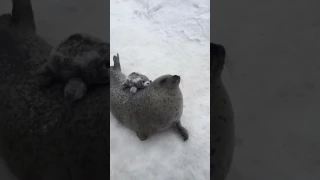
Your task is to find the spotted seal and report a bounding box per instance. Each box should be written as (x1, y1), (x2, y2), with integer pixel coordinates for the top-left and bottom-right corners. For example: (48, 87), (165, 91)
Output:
(210, 43), (235, 180)
(38, 33), (109, 101)
(110, 53), (188, 141)
(0, 0), (110, 179)
(123, 71), (152, 93)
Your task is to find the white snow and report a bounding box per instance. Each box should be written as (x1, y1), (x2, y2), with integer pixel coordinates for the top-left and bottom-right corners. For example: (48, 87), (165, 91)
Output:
(110, 0), (210, 180)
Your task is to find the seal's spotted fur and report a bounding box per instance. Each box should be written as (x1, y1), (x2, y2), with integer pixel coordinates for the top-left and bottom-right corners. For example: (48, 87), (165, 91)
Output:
(110, 53), (188, 141)
(123, 72), (151, 93)
(38, 33), (109, 101)
(0, 1), (110, 179)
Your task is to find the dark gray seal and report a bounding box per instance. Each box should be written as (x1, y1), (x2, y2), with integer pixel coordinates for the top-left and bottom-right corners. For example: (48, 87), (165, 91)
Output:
(122, 71), (151, 94)
(210, 43), (235, 180)
(0, 0), (110, 179)
(38, 33), (109, 101)
(110, 54), (188, 141)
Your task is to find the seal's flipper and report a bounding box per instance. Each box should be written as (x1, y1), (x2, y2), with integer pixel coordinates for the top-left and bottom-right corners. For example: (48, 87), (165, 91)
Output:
(64, 78), (87, 101)
(130, 86), (137, 93)
(113, 53), (121, 71)
(11, 0), (36, 33)
(136, 132), (148, 141)
(0, 13), (13, 27)
(175, 121), (189, 141)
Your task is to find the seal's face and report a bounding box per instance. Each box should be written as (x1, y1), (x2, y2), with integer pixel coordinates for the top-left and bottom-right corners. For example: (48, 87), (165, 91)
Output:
(138, 75), (151, 88)
(142, 80), (151, 87)
(152, 74), (181, 90)
(126, 73), (151, 88)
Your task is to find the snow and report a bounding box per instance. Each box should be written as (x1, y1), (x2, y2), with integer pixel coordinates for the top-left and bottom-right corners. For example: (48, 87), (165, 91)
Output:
(110, 0), (210, 180)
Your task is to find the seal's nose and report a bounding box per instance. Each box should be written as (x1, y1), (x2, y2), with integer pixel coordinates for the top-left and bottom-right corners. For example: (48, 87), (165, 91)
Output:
(173, 75), (180, 80)
(172, 75), (181, 83)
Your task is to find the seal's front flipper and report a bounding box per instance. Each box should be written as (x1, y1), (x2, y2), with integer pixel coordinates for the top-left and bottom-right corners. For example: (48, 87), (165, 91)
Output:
(113, 53), (121, 71)
(175, 121), (189, 141)
(130, 86), (137, 93)
(136, 132), (148, 141)
(64, 78), (87, 101)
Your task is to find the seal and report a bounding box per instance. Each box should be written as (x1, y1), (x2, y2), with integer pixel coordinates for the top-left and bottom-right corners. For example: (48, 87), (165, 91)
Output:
(0, 13), (13, 26)
(110, 53), (189, 141)
(38, 33), (110, 101)
(123, 72), (152, 93)
(0, 1), (110, 179)
(210, 42), (235, 180)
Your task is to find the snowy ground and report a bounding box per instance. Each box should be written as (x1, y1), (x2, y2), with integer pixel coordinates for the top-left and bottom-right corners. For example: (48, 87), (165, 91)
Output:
(110, 0), (210, 180)
(212, 0), (320, 179)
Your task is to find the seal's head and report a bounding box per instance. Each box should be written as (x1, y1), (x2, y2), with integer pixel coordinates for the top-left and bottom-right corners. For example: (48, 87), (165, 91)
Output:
(211, 42), (226, 75)
(137, 75), (152, 88)
(152, 74), (181, 95)
(125, 72), (152, 89)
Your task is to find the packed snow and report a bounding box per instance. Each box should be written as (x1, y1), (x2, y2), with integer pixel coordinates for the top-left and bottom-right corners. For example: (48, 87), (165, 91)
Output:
(110, 0), (210, 179)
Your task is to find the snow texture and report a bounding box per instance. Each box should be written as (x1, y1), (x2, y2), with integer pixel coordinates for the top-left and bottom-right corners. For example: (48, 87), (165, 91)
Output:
(110, 0), (210, 180)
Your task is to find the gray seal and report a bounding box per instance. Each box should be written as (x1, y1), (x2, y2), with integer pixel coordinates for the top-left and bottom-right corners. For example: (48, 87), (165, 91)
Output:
(122, 72), (152, 94)
(38, 33), (109, 101)
(0, 0), (110, 179)
(110, 54), (189, 141)
(210, 43), (235, 180)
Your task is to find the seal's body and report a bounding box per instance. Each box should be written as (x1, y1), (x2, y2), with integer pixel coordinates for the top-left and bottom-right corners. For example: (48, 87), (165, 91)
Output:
(123, 72), (151, 93)
(110, 54), (188, 141)
(0, 1), (110, 179)
(210, 43), (235, 180)
(38, 33), (109, 101)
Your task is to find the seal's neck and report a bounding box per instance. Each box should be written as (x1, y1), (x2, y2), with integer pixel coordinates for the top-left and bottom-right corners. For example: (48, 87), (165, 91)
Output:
(12, 0), (36, 32)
